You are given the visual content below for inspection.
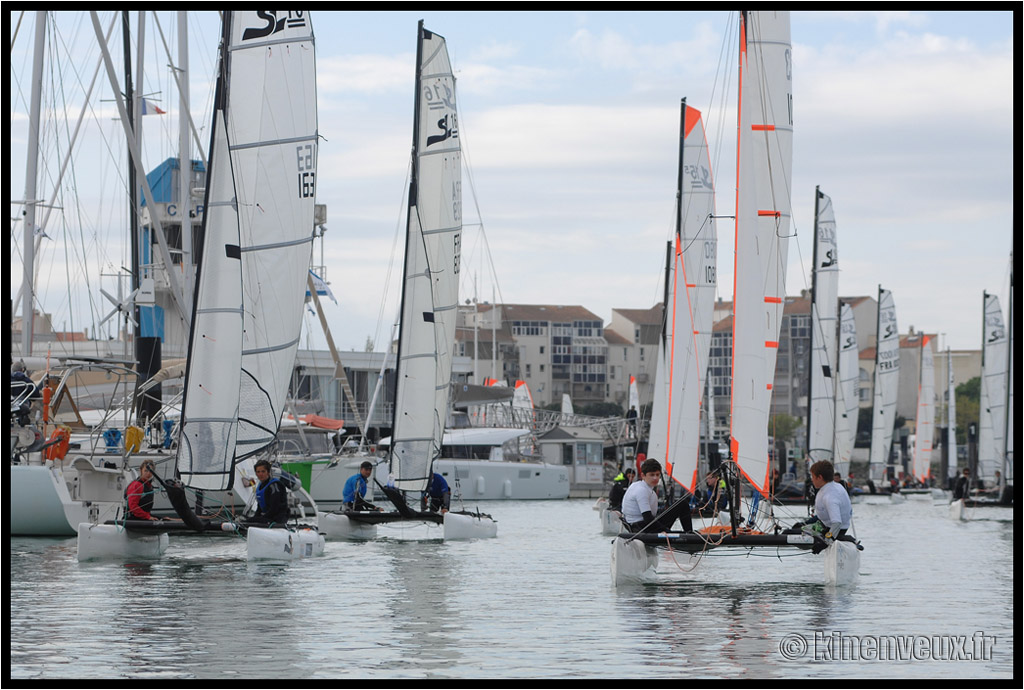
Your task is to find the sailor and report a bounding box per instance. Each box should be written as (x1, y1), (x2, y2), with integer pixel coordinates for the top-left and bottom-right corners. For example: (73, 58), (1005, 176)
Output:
(422, 472), (451, 514)
(952, 467), (971, 501)
(124, 460), (159, 521)
(607, 467), (635, 511)
(811, 460), (853, 538)
(343, 460), (381, 511)
(621, 458), (693, 533)
(250, 459), (291, 525)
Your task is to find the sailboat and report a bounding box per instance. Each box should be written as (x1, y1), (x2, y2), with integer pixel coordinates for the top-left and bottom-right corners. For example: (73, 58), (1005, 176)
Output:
(950, 285), (1013, 518)
(78, 10), (324, 560)
(612, 12), (860, 587)
(868, 286), (900, 495)
(910, 335), (936, 486)
(834, 303), (860, 475)
(319, 22), (496, 542)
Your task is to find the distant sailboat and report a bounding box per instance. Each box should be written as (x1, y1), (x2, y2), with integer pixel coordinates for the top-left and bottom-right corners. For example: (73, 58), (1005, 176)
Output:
(911, 335), (935, 483)
(806, 187), (840, 470)
(868, 287), (900, 485)
(833, 303), (860, 475)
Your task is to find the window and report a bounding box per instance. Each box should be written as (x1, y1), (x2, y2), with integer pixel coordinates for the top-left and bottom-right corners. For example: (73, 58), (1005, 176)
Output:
(539, 346), (545, 355)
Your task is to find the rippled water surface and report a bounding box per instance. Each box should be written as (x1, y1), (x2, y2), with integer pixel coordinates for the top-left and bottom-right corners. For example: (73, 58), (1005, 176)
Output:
(9, 497), (1014, 679)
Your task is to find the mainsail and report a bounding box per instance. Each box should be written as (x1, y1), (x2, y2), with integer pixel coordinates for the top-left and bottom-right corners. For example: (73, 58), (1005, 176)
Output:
(177, 11), (317, 491)
(648, 100), (716, 492)
(390, 22), (462, 493)
(868, 287), (899, 480)
(806, 187), (839, 465)
(977, 292), (1008, 483)
(833, 303), (860, 474)
(729, 11), (793, 494)
(912, 335), (935, 481)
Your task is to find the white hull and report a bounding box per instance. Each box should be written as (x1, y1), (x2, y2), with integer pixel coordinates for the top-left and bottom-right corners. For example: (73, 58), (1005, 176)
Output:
(610, 535), (861, 587)
(300, 455), (569, 512)
(246, 527), (325, 561)
(949, 498), (966, 521)
(443, 511), (497, 540)
(610, 537), (661, 586)
(823, 540), (861, 586)
(11, 459), (129, 536)
(317, 511), (379, 541)
(889, 492), (907, 503)
(76, 523), (169, 561)
(596, 500), (624, 536)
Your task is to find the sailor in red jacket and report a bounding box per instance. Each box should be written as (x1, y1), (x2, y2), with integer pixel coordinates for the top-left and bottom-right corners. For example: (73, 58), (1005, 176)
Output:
(125, 461), (158, 520)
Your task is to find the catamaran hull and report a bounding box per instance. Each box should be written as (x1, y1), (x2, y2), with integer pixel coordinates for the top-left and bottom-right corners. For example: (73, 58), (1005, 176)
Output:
(443, 511), (497, 540)
(610, 537), (660, 585)
(246, 527), (325, 561)
(317, 511), (378, 541)
(76, 523), (169, 561)
(599, 505), (624, 536)
(949, 498), (965, 521)
(823, 540), (861, 586)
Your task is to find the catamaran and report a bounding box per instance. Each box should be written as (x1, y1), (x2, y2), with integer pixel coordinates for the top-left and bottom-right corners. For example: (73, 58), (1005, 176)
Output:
(611, 11), (861, 587)
(78, 10), (324, 560)
(318, 22), (496, 542)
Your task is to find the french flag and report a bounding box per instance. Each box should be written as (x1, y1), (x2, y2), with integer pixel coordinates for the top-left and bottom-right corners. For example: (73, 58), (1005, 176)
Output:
(141, 98), (165, 115)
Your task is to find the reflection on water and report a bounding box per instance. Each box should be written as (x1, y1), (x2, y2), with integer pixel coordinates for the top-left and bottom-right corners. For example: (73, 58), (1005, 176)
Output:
(9, 499), (1014, 678)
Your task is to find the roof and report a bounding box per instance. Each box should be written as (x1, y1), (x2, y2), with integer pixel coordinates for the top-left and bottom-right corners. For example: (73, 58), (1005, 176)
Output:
(613, 304), (663, 326)
(501, 304), (602, 323)
(537, 425), (605, 442)
(603, 328), (632, 345)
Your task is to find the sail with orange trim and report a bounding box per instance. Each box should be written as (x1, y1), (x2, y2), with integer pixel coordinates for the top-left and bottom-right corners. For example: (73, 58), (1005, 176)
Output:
(729, 11), (793, 495)
(912, 335), (935, 481)
(647, 99), (717, 492)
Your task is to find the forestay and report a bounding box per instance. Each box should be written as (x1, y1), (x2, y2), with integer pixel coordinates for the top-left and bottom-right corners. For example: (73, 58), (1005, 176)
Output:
(178, 11), (318, 491)
(648, 101), (716, 492)
(730, 11), (793, 494)
(391, 23), (462, 493)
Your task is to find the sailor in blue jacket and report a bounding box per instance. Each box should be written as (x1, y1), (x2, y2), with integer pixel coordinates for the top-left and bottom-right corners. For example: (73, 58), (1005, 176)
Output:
(250, 459), (291, 525)
(343, 460), (380, 511)
(421, 472), (451, 513)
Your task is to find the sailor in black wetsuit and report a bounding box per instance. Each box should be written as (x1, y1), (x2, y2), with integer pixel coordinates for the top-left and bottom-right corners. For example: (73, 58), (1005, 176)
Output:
(250, 459), (291, 525)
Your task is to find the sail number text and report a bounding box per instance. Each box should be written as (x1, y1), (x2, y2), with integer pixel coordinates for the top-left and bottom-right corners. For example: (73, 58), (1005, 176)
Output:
(296, 144), (316, 199)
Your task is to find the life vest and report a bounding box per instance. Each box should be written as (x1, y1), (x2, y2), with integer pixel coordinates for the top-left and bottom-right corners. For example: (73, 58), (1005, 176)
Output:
(255, 477), (281, 512)
(124, 478), (155, 519)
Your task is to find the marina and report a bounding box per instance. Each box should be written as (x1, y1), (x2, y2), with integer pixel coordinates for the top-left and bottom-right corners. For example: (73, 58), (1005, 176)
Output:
(8, 9), (1015, 680)
(8, 498), (1014, 679)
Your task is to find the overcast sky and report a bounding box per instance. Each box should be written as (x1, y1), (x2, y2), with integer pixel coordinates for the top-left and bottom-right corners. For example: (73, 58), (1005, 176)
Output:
(9, 11), (1015, 356)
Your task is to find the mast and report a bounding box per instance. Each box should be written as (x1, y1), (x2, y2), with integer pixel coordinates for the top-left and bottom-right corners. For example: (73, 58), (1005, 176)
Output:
(805, 186), (821, 461)
(21, 12), (46, 357)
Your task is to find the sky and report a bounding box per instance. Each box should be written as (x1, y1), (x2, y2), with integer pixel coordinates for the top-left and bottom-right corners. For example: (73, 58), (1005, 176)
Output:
(8, 10), (1016, 357)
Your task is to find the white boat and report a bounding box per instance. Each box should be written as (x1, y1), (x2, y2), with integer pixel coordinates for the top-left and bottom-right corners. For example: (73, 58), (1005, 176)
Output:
(611, 12), (860, 588)
(76, 10), (325, 561)
(327, 22), (495, 542)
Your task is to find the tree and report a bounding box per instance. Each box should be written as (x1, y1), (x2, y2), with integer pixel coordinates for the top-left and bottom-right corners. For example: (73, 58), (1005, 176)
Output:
(955, 376), (980, 446)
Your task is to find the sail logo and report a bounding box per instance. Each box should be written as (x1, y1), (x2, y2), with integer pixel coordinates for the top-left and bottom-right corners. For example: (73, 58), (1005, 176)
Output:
(424, 81), (458, 148)
(820, 249), (837, 269)
(242, 11), (307, 41)
(683, 164), (713, 191)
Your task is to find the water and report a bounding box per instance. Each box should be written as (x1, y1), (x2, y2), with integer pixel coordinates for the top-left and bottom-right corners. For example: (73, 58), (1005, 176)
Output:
(9, 497), (1014, 679)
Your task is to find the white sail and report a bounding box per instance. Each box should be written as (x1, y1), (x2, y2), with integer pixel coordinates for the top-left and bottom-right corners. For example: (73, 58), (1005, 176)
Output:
(912, 335), (935, 481)
(833, 303), (859, 474)
(807, 187), (839, 464)
(648, 101), (716, 492)
(560, 393), (574, 416)
(868, 288), (899, 479)
(513, 380), (534, 410)
(977, 293), (1008, 483)
(390, 23), (462, 493)
(729, 11), (793, 494)
(178, 11), (317, 491)
(1006, 259), (1014, 485)
(628, 375), (639, 414)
